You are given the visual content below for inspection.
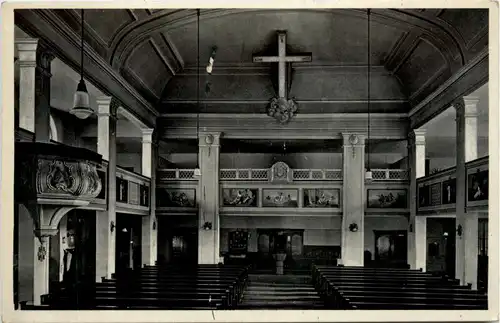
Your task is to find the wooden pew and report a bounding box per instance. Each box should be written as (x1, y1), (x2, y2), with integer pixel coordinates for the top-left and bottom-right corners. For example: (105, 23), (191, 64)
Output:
(41, 264), (249, 310)
(312, 265), (487, 310)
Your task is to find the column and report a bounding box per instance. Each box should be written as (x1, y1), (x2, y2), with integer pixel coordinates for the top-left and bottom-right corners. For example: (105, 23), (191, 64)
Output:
(141, 129), (157, 266)
(341, 133), (365, 266)
(95, 96), (118, 281)
(407, 129), (427, 270)
(16, 38), (38, 133)
(455, 97), (480, 289)
(34, 44), (55, 142)
(198, 132), (221, 264)
(33, 235), (51, 305)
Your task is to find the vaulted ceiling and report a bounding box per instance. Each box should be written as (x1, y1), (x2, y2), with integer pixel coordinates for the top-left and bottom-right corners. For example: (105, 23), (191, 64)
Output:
(15, 8), (489, 122)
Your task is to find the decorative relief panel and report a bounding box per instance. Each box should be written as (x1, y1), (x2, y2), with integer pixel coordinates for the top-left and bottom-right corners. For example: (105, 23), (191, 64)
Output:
(303, 189), (340, 208)
(367, 189), (407, 209)
(222, 188), (258, 207)
(157, 188), (196, 207)
(262, 189), (298, 207)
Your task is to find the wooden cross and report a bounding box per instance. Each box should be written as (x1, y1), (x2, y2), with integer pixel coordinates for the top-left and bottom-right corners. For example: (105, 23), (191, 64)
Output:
(253, 31), (312, 99)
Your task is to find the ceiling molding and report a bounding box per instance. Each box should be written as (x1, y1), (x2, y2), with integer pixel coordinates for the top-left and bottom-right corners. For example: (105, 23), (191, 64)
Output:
(409, 48), (488, 129)
(158, 113), (409, 140)
(160, 32), (184, 71)
(121, 66), (160, 101)
(15, 9), (158, 126)
(148, 37), (176, 75)
(386, 33), (421, 73)
(408, 65), (449, 102)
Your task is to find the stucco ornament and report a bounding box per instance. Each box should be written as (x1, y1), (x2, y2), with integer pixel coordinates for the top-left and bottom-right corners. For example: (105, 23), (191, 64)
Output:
(267, 97), (298, 124)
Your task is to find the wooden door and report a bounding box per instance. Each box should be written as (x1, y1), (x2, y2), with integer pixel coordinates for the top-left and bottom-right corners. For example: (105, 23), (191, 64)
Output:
(374, 230), (407, 268)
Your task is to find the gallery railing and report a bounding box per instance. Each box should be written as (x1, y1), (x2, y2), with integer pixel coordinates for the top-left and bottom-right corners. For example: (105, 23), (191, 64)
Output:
(417, 156), (488, 213)
(370, 169), (409, 181)
(115, 165), (152, 214)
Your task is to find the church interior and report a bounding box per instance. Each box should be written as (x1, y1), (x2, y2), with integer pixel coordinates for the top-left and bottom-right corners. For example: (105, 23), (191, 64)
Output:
(11, 8), (491, 311)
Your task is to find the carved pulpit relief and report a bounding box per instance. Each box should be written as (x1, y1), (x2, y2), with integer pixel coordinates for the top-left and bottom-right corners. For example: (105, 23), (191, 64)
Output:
(253, 31), (312, 125)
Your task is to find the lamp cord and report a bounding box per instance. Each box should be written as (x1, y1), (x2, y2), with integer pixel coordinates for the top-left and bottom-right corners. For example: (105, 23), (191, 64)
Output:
(81, 9), (84, 81)
(367, 9), (371, 171)
(196, 9), (200, 167)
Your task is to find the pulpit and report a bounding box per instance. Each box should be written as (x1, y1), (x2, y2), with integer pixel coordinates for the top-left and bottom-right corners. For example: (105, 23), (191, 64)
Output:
(273, 253), (287, 275)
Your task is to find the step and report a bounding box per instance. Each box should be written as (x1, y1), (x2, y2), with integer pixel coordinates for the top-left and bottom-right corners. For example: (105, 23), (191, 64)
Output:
(238, 300), (325, 307)
(248, 281), (312, 286)
(246, 286), (316, 291)
(244, 290), (319, 296)
(247, 281), (314, 289)
(242, 295), (321, 301)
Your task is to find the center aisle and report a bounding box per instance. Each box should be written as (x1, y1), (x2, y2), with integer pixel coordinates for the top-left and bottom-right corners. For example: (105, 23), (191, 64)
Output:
(238, 274), (326, 309)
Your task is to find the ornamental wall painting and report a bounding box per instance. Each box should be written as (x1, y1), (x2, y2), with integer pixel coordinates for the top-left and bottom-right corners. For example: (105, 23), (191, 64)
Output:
(157, 188), (196, 207)
(303, 189), (340, 208)
(367, 189), (407, 209)
(442, 178), (456, 204)
(116, 177), (128, 203)
(222, 188), (258, 207)
(262, 189), (298, 207)
(468, 169), (488, 202)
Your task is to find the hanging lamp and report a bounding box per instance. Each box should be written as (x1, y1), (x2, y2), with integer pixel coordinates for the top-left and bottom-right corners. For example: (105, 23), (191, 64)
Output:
(193, 9), (202, 179)
(70, 9), (93, 119)
(365, 9), (373, 182)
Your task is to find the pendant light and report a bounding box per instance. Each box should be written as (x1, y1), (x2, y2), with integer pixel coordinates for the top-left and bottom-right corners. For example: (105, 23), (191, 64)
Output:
(365, 9), (373, 182)
(70, 9), (93, 119)
(193, 9), (202, 179)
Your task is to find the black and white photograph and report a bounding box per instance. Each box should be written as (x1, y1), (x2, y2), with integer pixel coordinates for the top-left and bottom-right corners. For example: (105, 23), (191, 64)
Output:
(1, 2), (498, 323)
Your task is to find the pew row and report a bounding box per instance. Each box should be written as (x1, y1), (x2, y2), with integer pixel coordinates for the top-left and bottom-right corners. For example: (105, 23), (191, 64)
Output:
(312, 265), (488, 310)
(25, 264), (250, 310)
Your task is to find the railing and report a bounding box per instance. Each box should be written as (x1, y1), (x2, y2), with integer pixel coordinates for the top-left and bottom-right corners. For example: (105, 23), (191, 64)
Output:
(115, 166), (151, 212)
(220, 168), (343, 181)
(371, 169), (409, 181)
(158, 169), (197, 181)
(158, 168), (408, 182)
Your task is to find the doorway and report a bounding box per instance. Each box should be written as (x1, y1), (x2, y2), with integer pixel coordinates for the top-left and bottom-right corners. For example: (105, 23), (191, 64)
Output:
(426, 218), (456, 278)
(373, 230), (408, 268)
(115, 214), (142, 274)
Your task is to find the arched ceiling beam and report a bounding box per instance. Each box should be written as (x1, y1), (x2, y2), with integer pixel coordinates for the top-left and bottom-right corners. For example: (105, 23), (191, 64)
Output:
(109, 9), (467, 75)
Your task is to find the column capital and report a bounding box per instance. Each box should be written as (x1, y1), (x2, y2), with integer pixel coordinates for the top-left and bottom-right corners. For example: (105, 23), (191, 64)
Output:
(408, 129), (426, 146)
(142, 128), (154, 144)
(97, 96), (113, 117)
(454, 96), (480, 118)
(341, 133), (366, 146)
(36, 48), (56, 74)
(463, 96), (480, 117)
(199, 132), (221, 147)
(16, 38), (39, 66)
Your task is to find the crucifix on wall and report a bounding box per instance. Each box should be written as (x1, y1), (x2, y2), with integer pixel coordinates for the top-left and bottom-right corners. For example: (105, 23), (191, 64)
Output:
(253, 31), (312, 124)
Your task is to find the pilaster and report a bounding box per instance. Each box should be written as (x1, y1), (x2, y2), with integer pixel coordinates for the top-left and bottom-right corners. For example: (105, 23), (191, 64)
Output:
(341, 133), (366, 266)
(198, 132), (221, 264)
(96, 97), (118, 280)
(34, 43), (55, 142)
(142, 128), (157, 266)
(455, 97), (480, 289)
(407, 129), (426, 271)
(16, 38), (38, 133)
